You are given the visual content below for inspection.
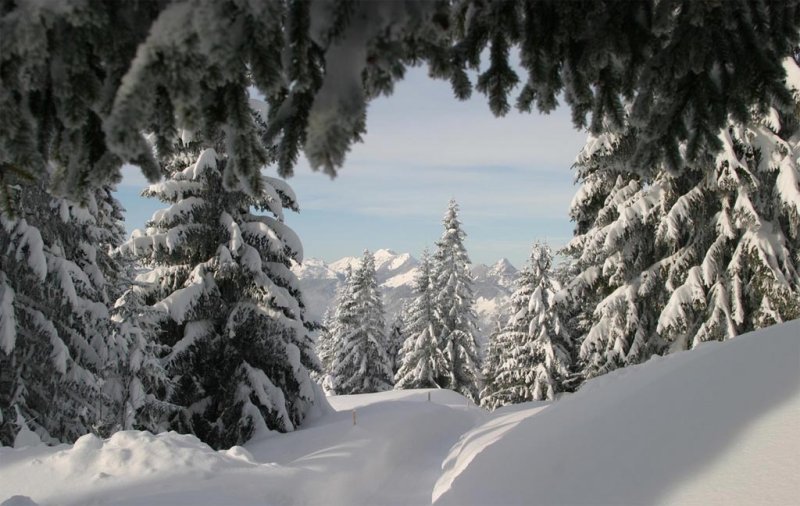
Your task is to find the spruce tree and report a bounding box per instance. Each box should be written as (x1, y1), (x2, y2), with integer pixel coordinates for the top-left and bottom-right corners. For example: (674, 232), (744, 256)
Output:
(119, 140), (320, 449)
(328, 251), (393, 395)
(478, 321), (505, 408)
(3, 1), (797, 199)
(314, 267), (354, 392)
(431, 200), (482, 401)
(0, 175), (124, 444)
(395, 251), (446, 390)
(101, 286), (173, 435)
(481, 243), (571, 409)
(314, 308), (337, 388)
(387, 310), (407, 376)
(563, 56), (800, 381)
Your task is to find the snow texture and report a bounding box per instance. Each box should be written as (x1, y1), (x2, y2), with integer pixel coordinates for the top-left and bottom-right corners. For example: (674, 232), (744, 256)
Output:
(4, 317), (796, 506)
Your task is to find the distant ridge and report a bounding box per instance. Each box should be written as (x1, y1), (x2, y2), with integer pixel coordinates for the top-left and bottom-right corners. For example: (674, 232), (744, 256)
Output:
(292, 249), (518, 342)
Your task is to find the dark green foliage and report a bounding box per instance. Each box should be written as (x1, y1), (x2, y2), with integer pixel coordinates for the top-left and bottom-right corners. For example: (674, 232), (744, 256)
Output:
(2, 1), (797, 201)
(0, 174), (125, 445)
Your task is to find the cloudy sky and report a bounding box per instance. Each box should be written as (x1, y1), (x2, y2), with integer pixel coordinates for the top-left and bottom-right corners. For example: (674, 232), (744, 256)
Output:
(116, 65), (587, 267)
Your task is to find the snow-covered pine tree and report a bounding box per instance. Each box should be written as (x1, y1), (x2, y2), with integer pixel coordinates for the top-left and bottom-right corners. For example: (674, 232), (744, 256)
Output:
(657, 59), (800, 347)
(0, 174), (125, 445)
(321, 266), (357, 393)
(478, 321), (505, 408)
(4, 1), (796, 198)
(119, 139), (320, 449)
(560, 165), (663, 378)
(563, 57), (800, 381)
(314, 266), (355, 392)
(481, 243), (571, 409)
(395, 250), (447, 390)
(100, 286), (173, 435)
(430, 200), (482, 402)
(314, 308), (337, 386)
(328, 250), (393, 394)
(387, 310), (407, 376)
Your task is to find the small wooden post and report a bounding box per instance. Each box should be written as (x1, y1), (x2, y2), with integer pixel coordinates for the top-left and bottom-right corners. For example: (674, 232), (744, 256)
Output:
(352, 409), (357, 426)
(427, 391), (431, 402)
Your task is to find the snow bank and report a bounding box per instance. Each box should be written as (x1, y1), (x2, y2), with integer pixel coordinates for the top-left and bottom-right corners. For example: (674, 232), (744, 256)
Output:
(0, 390), (483, 506)
(0, 431), (266, 506)
(1, 322), (797, 505)
(434, 320), (800, 505)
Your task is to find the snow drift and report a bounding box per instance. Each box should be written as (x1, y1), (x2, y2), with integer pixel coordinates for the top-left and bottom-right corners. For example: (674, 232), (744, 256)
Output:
(434, 320), (800, 505)
(1, 321), (798, 505)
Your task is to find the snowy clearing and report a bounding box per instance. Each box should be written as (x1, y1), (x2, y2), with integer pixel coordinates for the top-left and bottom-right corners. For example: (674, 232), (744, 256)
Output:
(1, 321), (798, 506)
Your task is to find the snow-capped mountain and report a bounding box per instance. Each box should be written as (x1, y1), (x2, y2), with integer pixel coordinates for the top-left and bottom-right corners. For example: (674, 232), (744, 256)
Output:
(471, 257), (518, 335)
(292, 249), (517, 341)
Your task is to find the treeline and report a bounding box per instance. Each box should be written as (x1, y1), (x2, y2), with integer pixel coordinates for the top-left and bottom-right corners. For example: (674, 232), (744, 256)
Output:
(1, 126), (321, 450)
(317, 65), (800, 408)
(316, 200), (482, 402)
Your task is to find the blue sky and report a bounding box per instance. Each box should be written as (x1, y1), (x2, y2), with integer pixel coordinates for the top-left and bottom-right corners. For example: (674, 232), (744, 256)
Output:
(117, 65), (587, 267)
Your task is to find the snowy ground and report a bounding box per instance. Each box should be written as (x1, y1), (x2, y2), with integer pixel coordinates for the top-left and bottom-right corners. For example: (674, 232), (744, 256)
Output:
(1, 320), (798, 506)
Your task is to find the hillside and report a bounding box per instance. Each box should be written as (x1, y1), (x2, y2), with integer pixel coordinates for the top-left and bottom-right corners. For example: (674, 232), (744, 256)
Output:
(1, 320), (798, 505)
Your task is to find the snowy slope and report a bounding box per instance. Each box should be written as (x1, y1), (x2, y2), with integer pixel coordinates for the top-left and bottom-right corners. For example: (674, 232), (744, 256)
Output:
(2, 321), (798, 506)
(434, 320), (800, 505)
(0, 390), (485, 506)
(293, 249), (517, 337)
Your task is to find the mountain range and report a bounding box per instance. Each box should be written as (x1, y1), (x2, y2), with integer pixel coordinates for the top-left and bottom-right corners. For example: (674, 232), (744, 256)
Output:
(292, 249), (519, 343)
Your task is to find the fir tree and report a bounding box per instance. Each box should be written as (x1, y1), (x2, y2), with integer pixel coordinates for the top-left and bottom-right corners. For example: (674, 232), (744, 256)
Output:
(119, 140), (320, 449)
(100, 286), (173, 435)
(3, 1), (797, 199)
(314, 307), (337, 388)
(387, 310), (407, 376)
(563, 57), (800, 381)
(0, 174), (124, 444)
(395, 251), (446, 390)
(481, 243), (571, 409)
(431, 200), (482, 401)
(328, 251), (393, 394)
(314, 267), (354, 392)
(478, 321), (505, 408)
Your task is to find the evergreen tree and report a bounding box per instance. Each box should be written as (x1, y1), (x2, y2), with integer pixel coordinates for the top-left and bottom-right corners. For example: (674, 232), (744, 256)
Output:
(478, 321), (505, 407)
(3, 1), (797, 199)
(563, 57), (800, 381)
(100, 286), (173, 435)
(481, 243), (571, 409)
(0, 174), (124, 445)
(328, 250), (393, 394)
(395, 251), (447, 390)
(387, 310), (407, 376)
(314, 267), (354, 392)
(119, 140), (320, 449)
(431, 200), (482, 402)
(314, 308), (337, 387)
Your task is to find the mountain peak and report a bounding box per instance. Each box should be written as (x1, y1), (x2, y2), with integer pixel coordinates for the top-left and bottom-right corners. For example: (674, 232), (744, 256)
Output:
(294, 249), (519, 341)
(490, 257), (517, 274)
